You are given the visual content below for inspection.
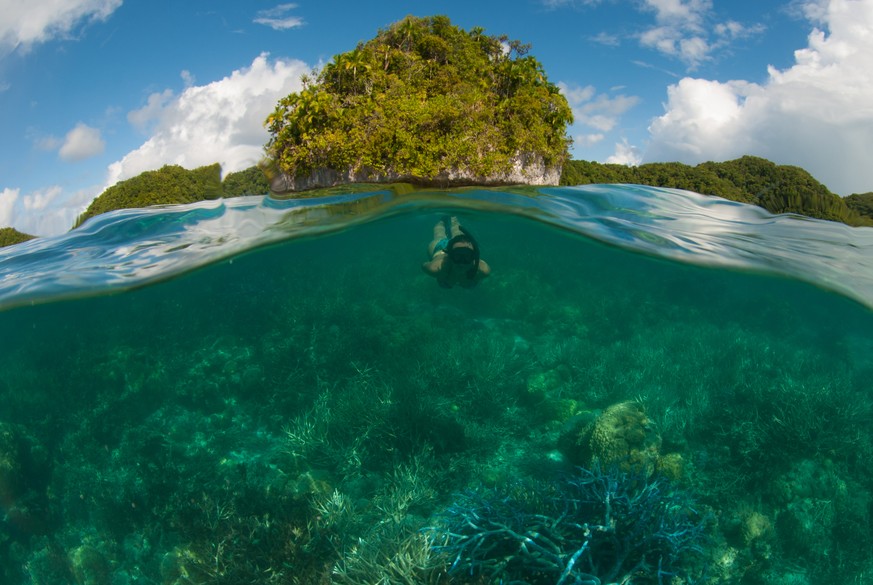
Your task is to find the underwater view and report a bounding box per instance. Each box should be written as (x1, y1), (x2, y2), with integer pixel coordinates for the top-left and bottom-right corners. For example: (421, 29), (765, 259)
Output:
(2, 184), (873, 585)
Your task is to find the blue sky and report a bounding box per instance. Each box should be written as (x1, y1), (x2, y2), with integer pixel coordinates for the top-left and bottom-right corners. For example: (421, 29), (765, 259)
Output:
(2, 0), (872, 236)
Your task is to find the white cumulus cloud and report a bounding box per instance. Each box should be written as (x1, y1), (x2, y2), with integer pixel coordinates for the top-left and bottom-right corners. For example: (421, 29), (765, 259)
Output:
(254, 3), (304, 31)
(637, 0), (765, 68)
(0, 187), (19, 227)
(106, 53), (308, 187)
(0, 0), (122, 54)
(2, 53), (309, 236)
(607, 140), (643, 165)
(575, 133), (605, 147)
(59, 123), (105, 161)
(645, 0), (873, 195)
(21, 184), (62, 211)
(0, 184), (92, 236)
(560, 82), (641, 146)
(127, 89), (174, 131)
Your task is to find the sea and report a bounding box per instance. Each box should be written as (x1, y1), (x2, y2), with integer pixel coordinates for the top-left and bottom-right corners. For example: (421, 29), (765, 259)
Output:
(1, 184), (872, 585)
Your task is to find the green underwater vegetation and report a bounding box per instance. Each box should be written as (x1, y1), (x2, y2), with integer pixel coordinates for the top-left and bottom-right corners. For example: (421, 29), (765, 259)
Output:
(1, 210), (873, 585)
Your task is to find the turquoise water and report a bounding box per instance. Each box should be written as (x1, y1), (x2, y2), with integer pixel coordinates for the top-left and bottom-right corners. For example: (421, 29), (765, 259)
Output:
(1, 185), (872, 584)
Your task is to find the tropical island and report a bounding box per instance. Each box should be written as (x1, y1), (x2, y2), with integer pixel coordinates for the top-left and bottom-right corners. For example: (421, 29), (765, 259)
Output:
(265, 15), (573, 191)
(71, 164), (270, 229)
(1, 14), (873, 248)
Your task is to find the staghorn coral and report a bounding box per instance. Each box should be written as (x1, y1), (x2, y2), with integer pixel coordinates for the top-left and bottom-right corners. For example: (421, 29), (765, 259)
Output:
(431, 465), (707, 585)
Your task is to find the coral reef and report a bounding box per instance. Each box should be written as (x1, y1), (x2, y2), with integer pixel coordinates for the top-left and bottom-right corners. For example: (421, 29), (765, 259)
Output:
(432, 466), (707, 584)
(2, 211), (873, 584)
(69, 544), (111, 585)
(0, 422), (23, 504)
(559, 401), (663, 477)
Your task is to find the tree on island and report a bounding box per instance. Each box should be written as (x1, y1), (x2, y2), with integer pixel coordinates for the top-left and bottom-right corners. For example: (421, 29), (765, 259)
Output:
(845, 192), (873, 220)
(561, 156), (873, 227)
(0, 227), (36, 248)
(72, 164), (270, 229)
(265, 15), (573, 190)
(222, 166), (271, 197)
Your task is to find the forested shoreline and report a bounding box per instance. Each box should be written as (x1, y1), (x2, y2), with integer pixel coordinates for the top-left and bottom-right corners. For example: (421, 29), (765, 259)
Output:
(1, 155), (872, 247)
(562, 156), (873, 227)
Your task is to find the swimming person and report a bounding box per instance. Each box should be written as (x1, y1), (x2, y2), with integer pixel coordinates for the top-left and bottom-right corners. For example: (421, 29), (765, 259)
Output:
(422, 216), (491, 288)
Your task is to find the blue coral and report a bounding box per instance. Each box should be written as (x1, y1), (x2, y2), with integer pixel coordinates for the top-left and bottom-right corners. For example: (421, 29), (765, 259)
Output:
(431, 465), (707, 585)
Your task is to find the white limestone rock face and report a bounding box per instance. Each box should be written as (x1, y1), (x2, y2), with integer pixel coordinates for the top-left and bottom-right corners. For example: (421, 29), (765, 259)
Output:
(269, 153), (561, 193)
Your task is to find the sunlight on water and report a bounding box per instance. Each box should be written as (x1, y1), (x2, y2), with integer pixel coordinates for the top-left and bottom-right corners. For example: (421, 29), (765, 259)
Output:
(1, 185), (873, 584)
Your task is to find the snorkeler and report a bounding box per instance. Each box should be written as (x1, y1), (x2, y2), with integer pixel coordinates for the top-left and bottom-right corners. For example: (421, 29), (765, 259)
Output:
(422, 216), (490, 289)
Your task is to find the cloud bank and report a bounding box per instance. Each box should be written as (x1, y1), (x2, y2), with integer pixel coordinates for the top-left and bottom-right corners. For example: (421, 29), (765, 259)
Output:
(4, 53), (308, 236)
(107, 53), (308, 187)
(1, 184), (94, 237)
(0, 187), (18, 228)
(645, 0), (873, 195)
(0, 0), (122, 53)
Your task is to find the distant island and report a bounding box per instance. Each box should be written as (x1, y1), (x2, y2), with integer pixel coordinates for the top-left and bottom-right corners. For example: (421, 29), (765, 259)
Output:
(63, 155), (873, 229)
(72, 164), (270, 229)
(59, 156), (873, 231)
(0, 227), (36, 247)
(563, 155), (873, 227)
(1, 155), (870, 249)
(264, 15), (573, 191)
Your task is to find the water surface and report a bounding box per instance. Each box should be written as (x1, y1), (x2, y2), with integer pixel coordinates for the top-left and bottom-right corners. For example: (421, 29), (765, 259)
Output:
(1, 185), (872, 584)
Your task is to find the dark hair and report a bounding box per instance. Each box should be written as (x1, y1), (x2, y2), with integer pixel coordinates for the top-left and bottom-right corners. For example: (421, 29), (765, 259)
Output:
(447, 227), (480, 278)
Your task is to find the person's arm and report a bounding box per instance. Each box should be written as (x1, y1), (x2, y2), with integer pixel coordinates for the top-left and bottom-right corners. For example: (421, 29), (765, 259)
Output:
(422, 255), (444, 277)
(476, 259), (491, 279)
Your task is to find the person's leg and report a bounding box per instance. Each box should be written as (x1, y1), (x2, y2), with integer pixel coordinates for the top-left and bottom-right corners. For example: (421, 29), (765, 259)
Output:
(428, 218), (449, 256)
(449, 216), (462, 237)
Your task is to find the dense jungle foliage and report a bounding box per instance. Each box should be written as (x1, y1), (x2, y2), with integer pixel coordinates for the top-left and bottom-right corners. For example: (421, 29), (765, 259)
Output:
(221, 165), (272, 197)
(72, 163), (269, 229)
(265, 15), (573, 182)
(561, 156), (873, 227)
(0, 227), (35, 248)
(74, 164), (223, 228)
(845, 192), (873, 219)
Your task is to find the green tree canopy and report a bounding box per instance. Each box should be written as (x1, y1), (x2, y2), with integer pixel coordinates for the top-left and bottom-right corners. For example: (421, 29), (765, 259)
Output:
(266, 15), (573, 185)
(0, 227), (36, 248)
(561, 156), (873, 227)
(700, 156), (865, 224)
(844, 192), (873, 221)
(75, 164), (223, 228)
(223, 166), (271, 197)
